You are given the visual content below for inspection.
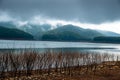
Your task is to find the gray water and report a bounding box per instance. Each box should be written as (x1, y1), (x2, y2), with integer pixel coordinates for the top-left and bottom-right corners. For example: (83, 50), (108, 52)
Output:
(0, 40), (120, 54)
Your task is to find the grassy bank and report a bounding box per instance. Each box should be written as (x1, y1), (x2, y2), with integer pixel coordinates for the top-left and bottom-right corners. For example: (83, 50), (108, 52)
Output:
(0, 50), (120, 80)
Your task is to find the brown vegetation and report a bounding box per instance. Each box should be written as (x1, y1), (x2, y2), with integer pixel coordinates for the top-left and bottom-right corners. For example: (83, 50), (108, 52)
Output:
(0, 50), (120, 80)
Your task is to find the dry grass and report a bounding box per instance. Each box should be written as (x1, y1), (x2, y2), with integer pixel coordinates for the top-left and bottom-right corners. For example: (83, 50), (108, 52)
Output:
(2, 61), (120, 80)
(0, 50), (120, 80)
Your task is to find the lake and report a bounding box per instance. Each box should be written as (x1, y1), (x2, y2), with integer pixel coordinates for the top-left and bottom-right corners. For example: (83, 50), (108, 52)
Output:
(0, 40), (120, 54)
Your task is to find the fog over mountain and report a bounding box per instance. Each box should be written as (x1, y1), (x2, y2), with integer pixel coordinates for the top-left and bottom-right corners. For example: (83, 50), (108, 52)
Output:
(0, 0), (120, 34)
(0, 20), (120, 41)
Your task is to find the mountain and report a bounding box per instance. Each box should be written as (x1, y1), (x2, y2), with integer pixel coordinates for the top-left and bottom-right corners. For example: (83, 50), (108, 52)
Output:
(0, 22), (52, 40)
(19, 24), (51, 40)
(0, 26), (34, 40)
(1, 21), (120, 42)
(41, 25), (103, 41)
(97, 30), (120, 37)
(93, 30), (120, 43)
(0, 21), (17, 29)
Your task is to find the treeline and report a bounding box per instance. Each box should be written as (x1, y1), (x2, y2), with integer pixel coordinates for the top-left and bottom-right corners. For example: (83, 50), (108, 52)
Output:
(0, 50), (119, 78)
(93, 36), (120, 43)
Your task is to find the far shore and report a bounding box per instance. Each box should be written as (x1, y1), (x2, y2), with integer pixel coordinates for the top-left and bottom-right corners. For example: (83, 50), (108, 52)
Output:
(0, 39), (120, 44)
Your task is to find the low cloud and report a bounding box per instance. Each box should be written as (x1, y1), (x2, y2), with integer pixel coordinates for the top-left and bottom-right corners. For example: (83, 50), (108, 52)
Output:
(0, 12), (14, 22)
(0, 11), (120, 34)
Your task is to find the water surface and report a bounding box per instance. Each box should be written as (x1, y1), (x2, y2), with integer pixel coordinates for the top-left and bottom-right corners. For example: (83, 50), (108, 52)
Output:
(0, 40), (120, 54)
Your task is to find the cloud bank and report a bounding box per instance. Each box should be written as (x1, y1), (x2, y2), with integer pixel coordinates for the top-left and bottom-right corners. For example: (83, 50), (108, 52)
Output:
(0, 0), (120, 34)
(0, 12), (120, 34)
(0, 0), (120, 24)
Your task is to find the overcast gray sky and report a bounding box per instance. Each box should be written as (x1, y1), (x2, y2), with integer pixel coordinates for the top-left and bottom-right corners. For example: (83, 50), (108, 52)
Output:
(0, 0), (120, 24)
(0, 0), (120, 33)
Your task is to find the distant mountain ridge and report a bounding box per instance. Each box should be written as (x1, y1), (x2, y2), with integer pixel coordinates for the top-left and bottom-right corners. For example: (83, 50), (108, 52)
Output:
(0, 22), (16, 28)
(0, 22), (52, 39)
(19, 24), (52, 39)
(97, 30), (120, 37)
(0, 22), (120, 42)
(41, 25), (103, 41)
(0, 26), (34, 40)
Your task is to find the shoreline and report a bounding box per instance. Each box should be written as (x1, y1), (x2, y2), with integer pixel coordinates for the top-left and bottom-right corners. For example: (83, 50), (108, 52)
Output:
(0, 39), (120, 44)
(0, 51), (120, 80)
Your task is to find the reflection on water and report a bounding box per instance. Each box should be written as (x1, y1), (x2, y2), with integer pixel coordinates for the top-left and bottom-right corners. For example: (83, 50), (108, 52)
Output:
(0, 40), (120, 54)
